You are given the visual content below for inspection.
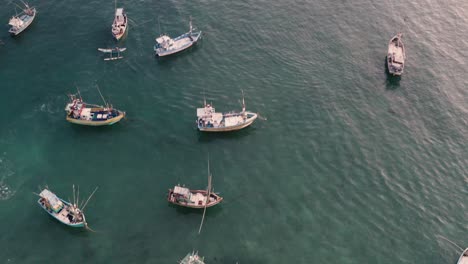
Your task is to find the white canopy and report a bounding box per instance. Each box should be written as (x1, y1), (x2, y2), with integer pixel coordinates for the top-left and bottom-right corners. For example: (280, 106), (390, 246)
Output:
(174, 186), (190, 196)
(115, 8), (123, 16)
(40, 189), (64, 212)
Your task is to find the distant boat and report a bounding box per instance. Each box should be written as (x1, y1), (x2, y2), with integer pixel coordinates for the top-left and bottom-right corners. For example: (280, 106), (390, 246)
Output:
(457, 248), (468, 264)
(65, 87), (125, 126)
(37, 185), (97, 229)
(197, 92), (258, 132)
(387, 33), (406, 76)
(154, 18), (202, 57)
(98, 47), (126, 61)
(179, 252), (205, 264)
(168, 160), (222, 209)
(8, 2), (36, 36)
(111, 4), (128, 41)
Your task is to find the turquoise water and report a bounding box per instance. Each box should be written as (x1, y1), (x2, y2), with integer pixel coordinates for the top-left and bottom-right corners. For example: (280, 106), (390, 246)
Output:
(0, 0), (467, 263)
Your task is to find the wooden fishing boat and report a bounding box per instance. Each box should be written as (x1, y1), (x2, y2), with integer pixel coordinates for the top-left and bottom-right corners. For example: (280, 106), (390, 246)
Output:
(98, 47), (126, 61)
(457, 248), (468, 264)
(37, 186), (97, 229)
(387, 33), (406, 76)
(65, 88), (125, 126)
(111, 6), (128, 41)
(179, 252), (205, 264)
(8, 2), (36, 36)
(168, 160), (222, 209)
(154, 18), (201, 57)
(197, 93), (257, 132)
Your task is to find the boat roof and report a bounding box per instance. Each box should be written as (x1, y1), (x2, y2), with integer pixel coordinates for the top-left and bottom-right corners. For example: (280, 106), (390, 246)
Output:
(174, 186), (190, 196)
(197, 107), (215, 117)
(115, 8), (124, 16)
(156, 35), (172, 44)
(39, 189), (64, 211)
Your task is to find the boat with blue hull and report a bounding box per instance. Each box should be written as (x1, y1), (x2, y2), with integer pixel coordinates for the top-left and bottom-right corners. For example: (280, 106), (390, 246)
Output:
(197, 93), (257, 132)
(8, 2), (36, 36)
(154, 18), (201, 57)
(65, 88), (125, 126)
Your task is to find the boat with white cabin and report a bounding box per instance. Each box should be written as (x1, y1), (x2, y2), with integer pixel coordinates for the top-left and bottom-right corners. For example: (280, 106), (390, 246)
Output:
(65, 88), (125, 126)
(111, 7), (128, 40)
(8, 2), (36, 36)
(387, 33), (406, 76)
(457, 248), (468, 264)
(37, 186), (97, 229)
(154, 18), (201, 57)
(179, 252), (205, 264)
(197, 93), (257, 132)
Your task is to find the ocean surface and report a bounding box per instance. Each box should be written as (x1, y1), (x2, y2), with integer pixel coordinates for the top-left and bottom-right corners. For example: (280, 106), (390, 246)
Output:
(0, 0), (467, 263)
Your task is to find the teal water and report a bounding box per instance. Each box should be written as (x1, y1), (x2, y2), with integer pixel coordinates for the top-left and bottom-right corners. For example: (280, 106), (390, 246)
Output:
(0, 0), (467, 263)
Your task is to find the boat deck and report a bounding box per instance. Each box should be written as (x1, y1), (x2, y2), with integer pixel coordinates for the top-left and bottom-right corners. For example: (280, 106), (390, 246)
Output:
(388, 44), (404, 64)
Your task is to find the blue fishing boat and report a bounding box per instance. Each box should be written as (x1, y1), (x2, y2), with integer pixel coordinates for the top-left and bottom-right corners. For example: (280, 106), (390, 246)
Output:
(37, 186), (98, 229)
(154, 18), (201, 57)
(8, 2), (36, 36)
(197, 92), (257, 132)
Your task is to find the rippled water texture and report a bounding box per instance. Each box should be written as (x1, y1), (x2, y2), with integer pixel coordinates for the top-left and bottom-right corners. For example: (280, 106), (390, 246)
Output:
(0, 0), (467, 263)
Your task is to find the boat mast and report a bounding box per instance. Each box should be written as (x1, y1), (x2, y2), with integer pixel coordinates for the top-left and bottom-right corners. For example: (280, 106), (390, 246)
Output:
(198, 158), (211, 234)
(241, 89), (246, 113)
(96, 85), (109, 108)
(189, 17), (193, 34)
(81, 187), (98, 212)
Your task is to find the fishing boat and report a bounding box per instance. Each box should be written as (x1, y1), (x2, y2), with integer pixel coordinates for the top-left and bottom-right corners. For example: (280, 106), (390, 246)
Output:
(197, 93), (258, 132)
(387, 33), (406, 76)
(457, 248), (468, 264)
(168, 161), (222, 209)
(154, 18), (202, 57)
(65, 88), (125, 126)
(8, 2), (36, 36)
(111, 5), (128, 40)
(37, 186), (97, 229)
(98, 47), (126, 61)
(179, 252), (205, 264)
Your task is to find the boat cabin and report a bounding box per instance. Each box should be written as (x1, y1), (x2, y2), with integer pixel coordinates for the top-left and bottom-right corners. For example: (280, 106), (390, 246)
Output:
(39, 189), (64, 213)
(155, 35), (174, 50)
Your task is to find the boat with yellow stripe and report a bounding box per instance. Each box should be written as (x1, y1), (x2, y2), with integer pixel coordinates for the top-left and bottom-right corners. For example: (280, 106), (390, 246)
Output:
(65, 88), (125, 126)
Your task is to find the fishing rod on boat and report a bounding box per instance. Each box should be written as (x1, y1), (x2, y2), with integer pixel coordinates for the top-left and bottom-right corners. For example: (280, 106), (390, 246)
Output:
(437, 235), (464, 252)
(198, 156), (211, 234)
(80, 186), (98, 212)
(95, 85), (109, 108)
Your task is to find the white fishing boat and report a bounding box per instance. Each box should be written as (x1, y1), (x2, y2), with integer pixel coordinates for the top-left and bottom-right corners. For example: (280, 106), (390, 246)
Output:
(154, 18), (201, 57)
(65, 87), (125, 126)
(197, 92), (257, 132)
(457, 248), (468, 264)
(387, 33), (406, 76)
(179, 252), (205, 264)
(111, 5), (128, 40)
(8, 2), (36, 36)
(37, 185), (98, 230)
(98, 47), (126, 61)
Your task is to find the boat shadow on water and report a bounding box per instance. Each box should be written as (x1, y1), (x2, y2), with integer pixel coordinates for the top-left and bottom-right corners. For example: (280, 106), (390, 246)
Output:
(167, 202), (223, 217)
(196, 127), (256, 143)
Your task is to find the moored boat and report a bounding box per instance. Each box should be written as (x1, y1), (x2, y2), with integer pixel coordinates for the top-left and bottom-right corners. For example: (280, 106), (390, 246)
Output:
(98, 47), (126, 61)
(387, 33), (406, 76)
(111, 6), (128, 40)
(154, 18), (201, 57)
(457, 248), (468, 264)
(179, 251), (205, 264)
(65, 88), (125, 126)
(197, 93), (257, 132)
(37, 186), (97, 229)
(8, 2), (36, 36)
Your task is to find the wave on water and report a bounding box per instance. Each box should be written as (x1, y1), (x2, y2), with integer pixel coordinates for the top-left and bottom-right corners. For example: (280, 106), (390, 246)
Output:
(0, 154), (16, 201)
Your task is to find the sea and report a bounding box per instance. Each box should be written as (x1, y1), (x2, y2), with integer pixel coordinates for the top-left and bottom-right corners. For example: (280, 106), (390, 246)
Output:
(0, 0), (467, 263)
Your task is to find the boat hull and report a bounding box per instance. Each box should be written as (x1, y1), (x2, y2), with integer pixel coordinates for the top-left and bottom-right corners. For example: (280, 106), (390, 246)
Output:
(9, 9), (36, 36)
(66, 112), (125, 126)
(457, 248), (468, 264)
(37, 198), (85, 228)
(198, 113), (257, 132)
(167, 189), (223, 209)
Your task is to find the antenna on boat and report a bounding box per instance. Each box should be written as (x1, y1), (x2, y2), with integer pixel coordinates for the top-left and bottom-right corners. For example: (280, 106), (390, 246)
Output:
(76, 185), (80, 208)
(189, 16), (193, 33)
(74, 84), (83, 101)
(81, 186), (98, 212)
(72, 184), (76, 206)
(96, 85), (108, 107)
(241, 89), (246, 113)
(198, 156), (211, 234)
